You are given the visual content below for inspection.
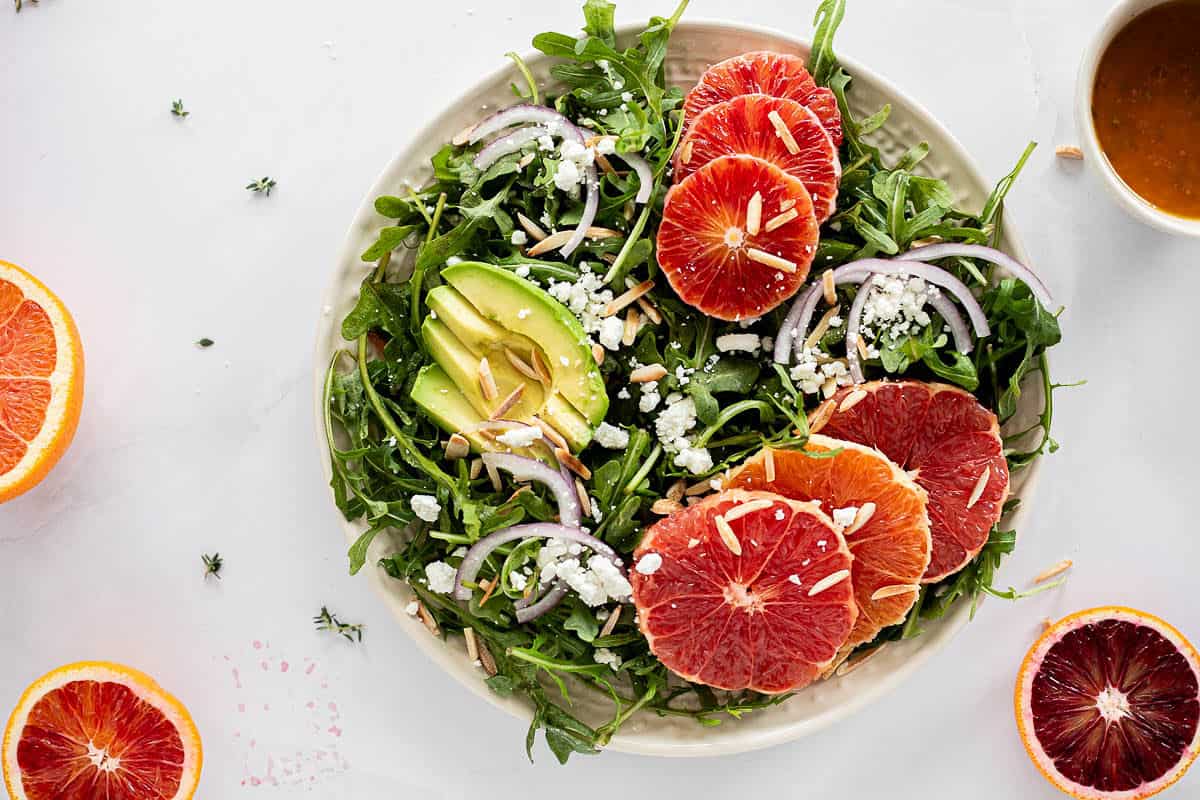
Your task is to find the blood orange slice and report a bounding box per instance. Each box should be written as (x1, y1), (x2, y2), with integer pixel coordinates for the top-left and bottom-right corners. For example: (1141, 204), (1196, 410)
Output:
(683, 51), (843, 146)
(631, 489), (856, 694)
(656, 154), (819, 321)
(1016, 608), (1200, 799)
(675, 94), (841, 222)
(2, 661), (202, 799)
(811, 381), (1009, 583)
(728, 435), (931, 658)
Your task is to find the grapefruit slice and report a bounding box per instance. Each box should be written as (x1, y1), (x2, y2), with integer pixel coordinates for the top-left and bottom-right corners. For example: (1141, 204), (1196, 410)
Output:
(728, 435), (931, 657)
(0, 261), (84, 504)
(656, 154), (819, 321)
(683, 51), (843, 146)
(1016, 608), (1200, 799)
(675, 94), (841, 222)
(3, 661), (202, 799)
(630, 489), (856, 694)
(811, 381), (1009, 583)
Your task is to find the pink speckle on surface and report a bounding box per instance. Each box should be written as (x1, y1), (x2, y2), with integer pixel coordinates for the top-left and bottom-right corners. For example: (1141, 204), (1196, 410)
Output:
(328, 725), (342, 738)
(327, 702), (338, 713)
(306, 701), (316, 710)
(238, 703), (246, 713)
(231, 668), (242, 689)
(280, 660), (289, 673)
(260, 660), (270, 671)
(305, 663), (316, 675)
(253, 640), (263, 650)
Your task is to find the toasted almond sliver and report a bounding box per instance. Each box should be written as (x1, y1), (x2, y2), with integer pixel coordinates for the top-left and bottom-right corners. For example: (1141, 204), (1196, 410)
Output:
(821, 376), (839, 399)
(476, 640), (498, 676)
(1033, 559), (1073, 584)
(595, 152), (618, 178)
(531, 416), (570, 451)
(822, 269), (837, 305)
(505, 347), (540, 380)
(764, 448), (776, 482)
(845, 502), (877, 536)
(1055, 145), (1084, 160)
(651, 498), (683, 515)
(416, 602), (441, 637)
(768, 110), (801, 155)
(479, 576), (499, 606)
(591, 343), (605, 365)
(870, 583), (920, 601)
(966, 468), (991, 509)
(723, 498), (776, 522)
(451, 124), (476, 147)
(517, 152), (536, 169)
(526, 230), (572, 256)
(490, 383), (526, 420)
(746, 248), (797, 273)
(576, 478), (592, 518)
(835, 644), (887, 677)
(666, 479), (687, 502)
(808, 569), (851, 597)
(804, 304), (842, 350)
(622, 308), (640, 347)
(469, 457), (483, 481)
(599, 605), (622, 638)
(530, 349), (552, 386)
(780, 198), (797, 212)
(629, 363), (668, 383)
(636, 295), (662, 324)
(685, 478), (717, 496)
(764, 208), (799, 233)
(714, 515), (742, 556)
(680, 139), (695, 165)
(484, 459), (502, 492)
(839, 389), (868, 413)
(604, 279), (655, 318)
(555, 447), (593, 480)
(808, 401), (835, 435)
(444, 433), (471, 461)
(516, 212), (548, 242)
(746, 191), (763, 236)
(855, 334), (871, 361)
(478, 357), (498, 401)
(464, 627), (480, 662)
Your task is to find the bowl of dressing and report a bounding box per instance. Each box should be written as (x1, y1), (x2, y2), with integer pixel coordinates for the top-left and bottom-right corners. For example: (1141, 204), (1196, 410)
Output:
(1076, 0), (1200, 236)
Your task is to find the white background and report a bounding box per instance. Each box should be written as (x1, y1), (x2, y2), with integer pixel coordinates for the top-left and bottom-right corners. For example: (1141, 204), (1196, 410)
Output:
(2, 0), (1198, 796)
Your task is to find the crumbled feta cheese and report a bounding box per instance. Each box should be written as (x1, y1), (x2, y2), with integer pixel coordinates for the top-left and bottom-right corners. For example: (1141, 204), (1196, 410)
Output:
(497, 425), (542, 448)
(639, 382), (661, 412)
(859, 274), (938, 342)
(424, 561), (457, 594)
(411, 494), (441, 522)
(405, 600), (420, 616)
(655, 396), (698, 445)
(716, 333), (762, 353)
(674, 446), (713, 475)
(511, 230), (528, 246)
(535, 540), (631, 607)
(554, 158), (581, 192)
(598, 315), (625, 350)
(675, 364), (694, 385)
(537, 134), (555, 151)
(546, 270), (615, 337)
(594, 422), (630, 449)
(593, 647), (623, 671)
(595, 137), (616, 155)
(515, 265), (531, 278)
(617, 387), (631, 400)
(620, 90), (634, 103)
(446, 256), (463, 266)
(832, 506), (859, 529)
(635, 552), (663, 575)
(775, 508), (786, 521)
(590, 498), (603, 522)
(510, 571), (528, 591)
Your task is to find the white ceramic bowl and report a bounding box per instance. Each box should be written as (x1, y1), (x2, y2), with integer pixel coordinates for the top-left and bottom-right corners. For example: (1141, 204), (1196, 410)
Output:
(314, 19), (1046, 757)
(1075, 0), (1200, 237)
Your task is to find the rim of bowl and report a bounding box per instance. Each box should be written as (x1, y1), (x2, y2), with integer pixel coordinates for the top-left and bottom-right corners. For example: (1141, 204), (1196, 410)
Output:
(1075, 0), (1200, 237)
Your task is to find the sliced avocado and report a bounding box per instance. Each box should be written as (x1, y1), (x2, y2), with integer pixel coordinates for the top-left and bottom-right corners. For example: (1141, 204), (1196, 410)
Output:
(440, 262), (608, 425)
(409, 364), (489, 451)
(543, 392), (593, 450)
(421, 319), (547, 421)
(426, 285), (510, 353)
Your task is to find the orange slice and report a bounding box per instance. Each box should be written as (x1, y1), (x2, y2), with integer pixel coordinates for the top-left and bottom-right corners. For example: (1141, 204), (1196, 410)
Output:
(3, 662), (202, 799)
(0, 261), (84, 503)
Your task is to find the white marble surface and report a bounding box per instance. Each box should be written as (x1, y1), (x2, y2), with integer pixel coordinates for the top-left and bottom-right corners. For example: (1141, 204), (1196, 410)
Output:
(2, 0), (1198, 796)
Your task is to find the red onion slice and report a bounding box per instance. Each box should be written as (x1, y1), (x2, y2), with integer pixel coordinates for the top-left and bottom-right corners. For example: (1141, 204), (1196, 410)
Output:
(560, 163), (599, 257)
(473, 125), (552, 171)
(481, 452), (581, 528)
(617, 151), (654, 204)
(898, 243), (1054, 309)
(515, 582), (570, 623)
(927, 291), (972, 354)
(467, 104), (583, 146)
(835, 259), (990, 338)
(452, 522), (622, 602)
(845, 274), (879, 384)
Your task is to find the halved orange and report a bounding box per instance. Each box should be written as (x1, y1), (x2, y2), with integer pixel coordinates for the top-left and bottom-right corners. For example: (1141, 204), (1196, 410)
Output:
(3, 662), (202, 799)
(0, 261), (84, 503)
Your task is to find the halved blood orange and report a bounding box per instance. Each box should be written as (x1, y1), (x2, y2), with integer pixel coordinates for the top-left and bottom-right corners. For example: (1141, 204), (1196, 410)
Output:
(728, 435), (931, 659)
(2, 661), (202, 800)
(675, 94), (841, 222)
(0, 261), (84, 504)
(1016, 608), (1200, 799)
(656, 154), (819, 321)
(812, 381), (1009, 583)
(683, 51), (843, 146)
(631, 489), (856, 694)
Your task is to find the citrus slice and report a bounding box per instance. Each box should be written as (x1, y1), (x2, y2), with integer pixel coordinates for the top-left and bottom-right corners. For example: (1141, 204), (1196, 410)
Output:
(812, 381), (1008, 582)
(656, 154), (819, 321)
(675, 94), (841, 222)
(683, 51), (843, 146)
(728, 435), (931, 658)
(1016, 608), (1200, 799)
(631, 488), (856, 693)
(0, 261), (84, 504)
(2, 661), (202, 799)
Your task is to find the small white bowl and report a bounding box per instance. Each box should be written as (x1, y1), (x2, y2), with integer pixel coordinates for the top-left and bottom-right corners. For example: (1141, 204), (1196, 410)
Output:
(1076, 0), (1200, 237)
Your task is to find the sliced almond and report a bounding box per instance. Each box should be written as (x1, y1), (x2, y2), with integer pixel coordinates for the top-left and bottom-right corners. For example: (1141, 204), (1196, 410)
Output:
(666, 479), (687, 502)
(517, 152), (536, 169)
(478, 357), (498, 401)
(595, 152), (618, 178)
(451, 124), (476, 147)
(636, 295), (662, 324)
(779, 198), (797, 212)
(1055, 145), (1084, 160)
(464, 627), (480, 662)
(516, 212), (548, 242)
(839, 389), (868, 413)
(746, 191), (763, 236)
(679, 139), (695, 165)
(834, 644), (887, 677)
(416, 602), (441, 637)
(599, 605), (622, 638)
(764, 448), (776, 482)
(804, 304), (842, 350)
(476, 640), (498, 676)
(527, 227), (619, 257)
(444, 433), (471, 461)
(1033, 559), (1073, 584)
(622, 308), (640, 347)
(684, 478), (717, 496)
(629, 363), (668, 383)
(746, 248), (797, 273)
(591, 343), (605, 365)
(651, 498), (683, 515)
(531, 416), (570, 451)
(822, 269), (837, 305)
(555, 447), (592, 480)
(821, 376), (839, 399)
(489, 383), (526, 420)
(808, 401), (835, 435)
(870, 583), (920, 601)
(808, 569), (850, 597)
(768, 109), (801, 155)
(603, 279), (655, 317)
(530, 348), (553, 386)
(484, 459), (502, 492)
(575, 478), (592, 518)
(723, 498), (776, 522)
(714, 515), (742, 556)
(966, 468), (991, 510)
(478, 576), (499, 606)
(504, 347), (540, 381)
(469, 457), (483, 481)
(845, 502), (876, 536)
(764, 208), (799, 233)
(855, 334), (871, 361)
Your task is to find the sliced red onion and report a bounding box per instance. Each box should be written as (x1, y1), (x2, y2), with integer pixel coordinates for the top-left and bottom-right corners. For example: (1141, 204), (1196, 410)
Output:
(774, 284), (818, 364)
(845, 275), (879, 384)
(467, 104), (583, 146)
(515, 582), (570, 623)
(834, 259), (990, 338)
(617, 151), (654, 204)
(474, 125), (552, 171)
(560, 164), (599, 257)
(482, 453), (581, 528)
(898, 243), (1054, 309)
(452, 522), (622, 602)
(927, 291), (972, 354)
